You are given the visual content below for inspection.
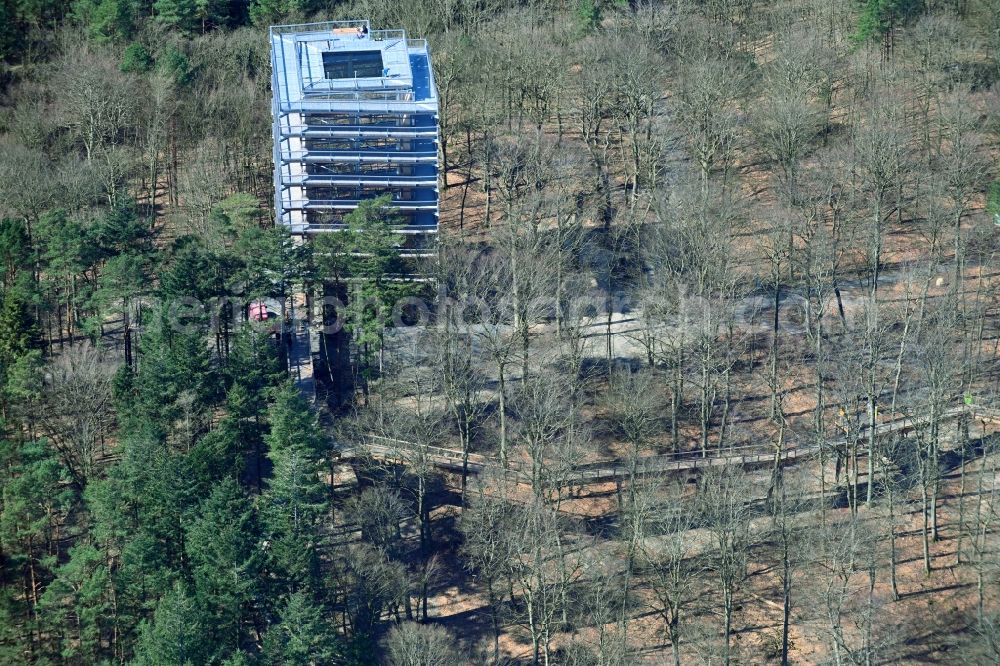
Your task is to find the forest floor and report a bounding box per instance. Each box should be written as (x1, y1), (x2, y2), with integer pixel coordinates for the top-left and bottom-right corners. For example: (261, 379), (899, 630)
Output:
(322, 58), (1000, 664)
(337, 133), (1000, 663)
(396, 423), (1000, 664)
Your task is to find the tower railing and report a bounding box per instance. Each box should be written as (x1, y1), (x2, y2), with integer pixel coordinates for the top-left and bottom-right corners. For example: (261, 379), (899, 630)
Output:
(270, 20), (371, 35)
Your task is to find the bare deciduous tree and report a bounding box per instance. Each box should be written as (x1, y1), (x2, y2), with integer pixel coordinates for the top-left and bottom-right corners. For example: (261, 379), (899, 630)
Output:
(699, 465), (753, 666)
(385, 621), (464, 666)
(34, 343), (115, 486)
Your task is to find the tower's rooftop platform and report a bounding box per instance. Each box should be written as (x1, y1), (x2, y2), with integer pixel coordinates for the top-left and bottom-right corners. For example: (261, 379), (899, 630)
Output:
(270, 20), (437, 111)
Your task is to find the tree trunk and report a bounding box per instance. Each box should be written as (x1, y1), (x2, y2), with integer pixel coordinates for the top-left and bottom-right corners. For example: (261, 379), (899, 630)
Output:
(498, 363), (508, 466)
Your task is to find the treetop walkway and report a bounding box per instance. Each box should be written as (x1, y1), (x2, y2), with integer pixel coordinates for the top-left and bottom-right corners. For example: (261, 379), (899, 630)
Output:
(337, 403), (1000, 485)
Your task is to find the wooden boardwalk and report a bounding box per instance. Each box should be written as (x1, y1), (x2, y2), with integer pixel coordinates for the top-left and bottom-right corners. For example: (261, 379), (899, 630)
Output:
(338, 403), (1000, 485)
(287, 290), (316, 402)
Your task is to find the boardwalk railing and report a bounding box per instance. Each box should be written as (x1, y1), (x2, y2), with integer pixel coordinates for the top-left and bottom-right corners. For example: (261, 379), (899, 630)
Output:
(337, 404), (1000, 485)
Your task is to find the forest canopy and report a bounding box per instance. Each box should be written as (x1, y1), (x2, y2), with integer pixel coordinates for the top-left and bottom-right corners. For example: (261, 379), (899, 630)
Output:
(0, 0), (999, 664)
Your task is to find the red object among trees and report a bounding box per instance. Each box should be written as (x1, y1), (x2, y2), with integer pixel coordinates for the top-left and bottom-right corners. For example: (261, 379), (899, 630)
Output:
(248, 301), (269, 321)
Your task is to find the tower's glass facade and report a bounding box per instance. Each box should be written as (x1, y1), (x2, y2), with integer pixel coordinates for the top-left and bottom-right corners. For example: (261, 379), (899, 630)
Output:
(270, 21), (439, 252)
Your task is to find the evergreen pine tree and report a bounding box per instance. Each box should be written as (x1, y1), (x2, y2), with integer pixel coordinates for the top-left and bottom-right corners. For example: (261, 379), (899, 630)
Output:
(261, 383), (328, 592)
(262, 591), (342, 666)
(70, 0), (137, 42)
(152, 0), (198, 33)
(133, 581), (210, 666)
(39, 543), (115, 663)
(186, 478), (264, 659)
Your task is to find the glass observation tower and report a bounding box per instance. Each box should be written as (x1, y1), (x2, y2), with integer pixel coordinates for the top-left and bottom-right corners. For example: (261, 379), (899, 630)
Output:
(269, 20), (439, 254)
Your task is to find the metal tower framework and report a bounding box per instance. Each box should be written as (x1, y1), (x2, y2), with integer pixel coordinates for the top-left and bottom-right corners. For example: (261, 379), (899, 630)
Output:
(269, 20), (439, 253)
